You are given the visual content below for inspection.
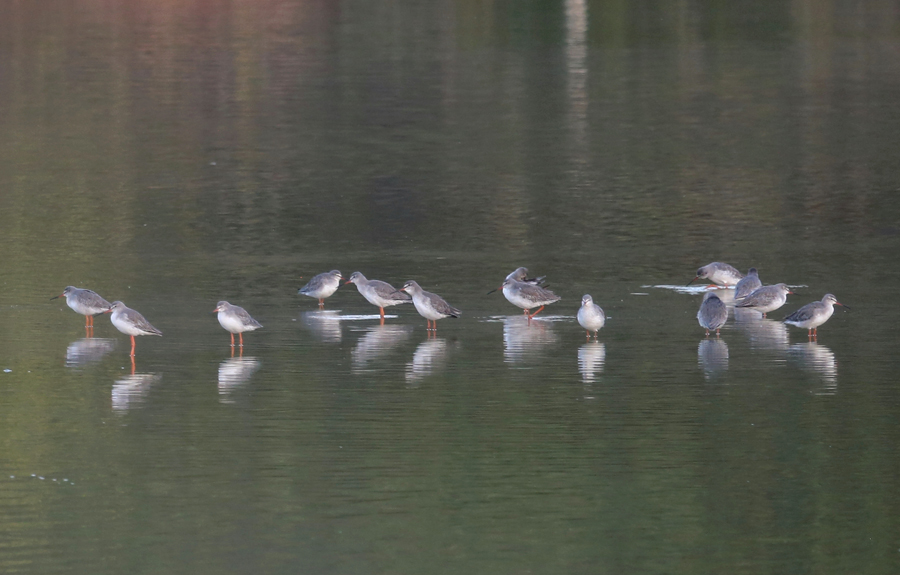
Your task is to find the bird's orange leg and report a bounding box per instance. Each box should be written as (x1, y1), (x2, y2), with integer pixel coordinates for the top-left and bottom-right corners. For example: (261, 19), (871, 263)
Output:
(528, 306), (545, 319)
(130, 335), (136, 357)
(239, 333), (244, 347)
(230, 333), (235, 347)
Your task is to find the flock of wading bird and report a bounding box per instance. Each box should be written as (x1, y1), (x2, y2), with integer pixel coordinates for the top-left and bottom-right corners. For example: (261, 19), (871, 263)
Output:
(51, 262), (848, 357)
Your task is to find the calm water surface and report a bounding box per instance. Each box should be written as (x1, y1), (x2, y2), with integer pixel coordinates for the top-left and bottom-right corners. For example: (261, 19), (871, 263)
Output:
(2, 1), (900, 573)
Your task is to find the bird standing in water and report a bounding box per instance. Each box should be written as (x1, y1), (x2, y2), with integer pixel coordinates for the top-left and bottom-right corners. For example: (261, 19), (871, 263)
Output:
(398, 280), (460, 332)
(345, 272), (411, 320)
(298, 270), (343, 307)
(784, 294), (849, 338)
(51, 286), (112, 330)
(697, 292), (728, 337)
(576, 294), (605, 339)
(107, 301), (162, 356)
(214, 301), (263, 347)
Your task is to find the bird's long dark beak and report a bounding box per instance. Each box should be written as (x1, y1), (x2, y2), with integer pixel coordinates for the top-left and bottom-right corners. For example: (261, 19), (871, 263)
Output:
(686, 277), (699, 286)
(344, 280), (353, 285)
(486, 287), (498, 295)
(838, 303), (850, 311)
(50, 295), (61, 301)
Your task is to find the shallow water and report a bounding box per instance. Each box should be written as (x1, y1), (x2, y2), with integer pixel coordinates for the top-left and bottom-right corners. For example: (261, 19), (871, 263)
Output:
(2, 1), (900, 573)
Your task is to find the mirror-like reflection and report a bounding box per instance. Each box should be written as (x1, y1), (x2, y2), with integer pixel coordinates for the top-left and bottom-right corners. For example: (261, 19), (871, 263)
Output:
(500, 315), (561, 365)
(65, 338), (116, 368)
(405, 338), (453, 385)
(218, 356), (261, 402)
(351, 324), (414, 372)
(111, 372), (161, 412)
(788, 342), (838, 395)
(734, 308), (790, 353)
(698, 339), (729, 381)
(577, 341), (606, 385)
(300, 310), (343, 343)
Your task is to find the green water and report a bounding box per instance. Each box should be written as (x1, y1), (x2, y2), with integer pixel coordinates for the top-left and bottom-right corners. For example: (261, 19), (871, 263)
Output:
(2, 1), (900, 573)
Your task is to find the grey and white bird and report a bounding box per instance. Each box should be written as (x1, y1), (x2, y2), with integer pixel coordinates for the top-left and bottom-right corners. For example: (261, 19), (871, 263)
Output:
(107, 301), (162, 356)
(51, 286), (112, 328)
(298, 270), (343, 306)
(734, 268), (763, 300)
(576, 294), (605, 338)
(398, 280), (460, 331)
(687, 262), (743, 287)
(697, 292), (728, 337)
(735, 283), (793, 317)
(784, 294), (849, 337)
(214, 301), (263, 347)
(345, 271), (411, 319)
(499, 278), (561, 318)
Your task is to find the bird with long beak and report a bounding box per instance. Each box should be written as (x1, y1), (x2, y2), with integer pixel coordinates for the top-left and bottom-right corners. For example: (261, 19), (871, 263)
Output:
(784, 294), (849, 338)
(51, 286), (112, 329)
(345, 272), (411, 320)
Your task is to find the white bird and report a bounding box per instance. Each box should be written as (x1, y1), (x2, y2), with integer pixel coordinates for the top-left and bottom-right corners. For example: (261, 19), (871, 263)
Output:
(345, 272), (411, 319)
(576, 294), (605, 338)
(214, 301), (263, 347)
(298, 270), (343, 307)
(108, 301), (162, 356)
(399, 281), (460, 331)
(784, 294), (849, 337)
(51, 286), (112, 329)
(499, 278), (561, 318)
(735, 283), (793, 317)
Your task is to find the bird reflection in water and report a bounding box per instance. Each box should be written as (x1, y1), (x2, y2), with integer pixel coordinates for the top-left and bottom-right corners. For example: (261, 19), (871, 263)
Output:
(502, 315), (560, 364)
(65, 338), (116, 368)
(218, 356), (261, 402)
(300, 310), (342, 343)
(788, 341), (838, 395)
(351, 324), (413, 372)
(698, 338), (729, 381)
(111, 358), (160, 412)
(405, 338), (455, 385)
(577, 342), (606, 399)
(733, 308), (789, 352)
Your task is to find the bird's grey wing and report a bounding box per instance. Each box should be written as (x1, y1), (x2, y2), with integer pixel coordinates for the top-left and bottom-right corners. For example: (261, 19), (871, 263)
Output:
(371, 280), (411, 302)
(736, 289), (770, 308)
(84, 290), (113, 309)
(519, 283), (561, 302)
(784, 304), (815, 323)
(127, 309), (163, 335)
(234, 306), (262, 327)
(432, 296), (461, 318)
